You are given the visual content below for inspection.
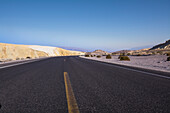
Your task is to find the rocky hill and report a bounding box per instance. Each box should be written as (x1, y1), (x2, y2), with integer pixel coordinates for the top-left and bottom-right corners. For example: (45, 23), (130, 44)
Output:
(150, 39), (170, 50)
(112, 50), (131, 55)
(0, 43), (85, 61)
(85, 49), (109, 55)
(112, 39), (170, 55)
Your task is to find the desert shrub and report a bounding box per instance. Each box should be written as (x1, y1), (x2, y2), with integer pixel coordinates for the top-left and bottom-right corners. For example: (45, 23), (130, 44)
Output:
(167, 57), (170, 61)
(118, 55), (121, 59)
(166, 53), (170, 56)
(85, 55), (90, 57)
(16, 57), (20, 60)
(157, 51), (163, 55)
(112, 53), (116, 55)
(118, 55), (123, 59)
(26, 57), (31, 59)
(97, 55), (101, 58)
(7, 59), (12, 61)
(152, 52), (156, 55)
(91, 55), (93, 57)
(127, 53), (131, 56)
(120, 53), (125, 56)
(21, 58), (25, 60)
(106, 54), (112, 59)
(119, 56), (130, 61)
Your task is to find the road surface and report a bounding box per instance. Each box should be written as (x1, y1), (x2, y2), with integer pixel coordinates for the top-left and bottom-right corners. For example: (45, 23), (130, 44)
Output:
(0, 56), (169, 113)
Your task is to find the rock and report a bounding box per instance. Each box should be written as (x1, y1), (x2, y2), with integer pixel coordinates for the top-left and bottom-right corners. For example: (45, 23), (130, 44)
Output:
(0, 43), (85, 60)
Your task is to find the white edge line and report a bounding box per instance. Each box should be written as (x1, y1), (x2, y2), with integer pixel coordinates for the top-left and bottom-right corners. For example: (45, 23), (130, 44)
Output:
(0, 58), (46, 69)
(111, 64), (170, 79)
(80, 57), (170, 79)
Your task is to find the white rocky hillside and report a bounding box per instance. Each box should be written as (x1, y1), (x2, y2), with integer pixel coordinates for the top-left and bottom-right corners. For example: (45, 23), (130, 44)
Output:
(0, 43), (85, 61)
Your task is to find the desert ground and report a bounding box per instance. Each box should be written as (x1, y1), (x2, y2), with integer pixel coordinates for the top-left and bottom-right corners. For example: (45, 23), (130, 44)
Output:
(81, 55), (170, 73)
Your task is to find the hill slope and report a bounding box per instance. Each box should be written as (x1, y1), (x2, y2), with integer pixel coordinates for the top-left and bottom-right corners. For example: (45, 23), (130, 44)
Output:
(150, 40), (170, 50)
(0, 43), (85, 60)
(85, 50), (109, 55)
(112, 39), (170, 55)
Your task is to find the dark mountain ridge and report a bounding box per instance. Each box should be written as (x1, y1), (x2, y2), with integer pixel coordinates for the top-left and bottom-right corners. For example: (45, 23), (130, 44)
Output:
(150, 39), (170, 50)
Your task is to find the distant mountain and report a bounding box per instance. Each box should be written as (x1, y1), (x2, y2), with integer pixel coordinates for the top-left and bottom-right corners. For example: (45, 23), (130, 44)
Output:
(130, 45), (152, 50)
(57, 46), (89, 52)
(112, 48), (150, 55)
(112, 50), (131, 54)
(86, 49), (109, 55)
(0, 43), (85, 61)
(150, 39), (170, 50)
(85, 40), (170, 56)
(111, 39), (170, 55)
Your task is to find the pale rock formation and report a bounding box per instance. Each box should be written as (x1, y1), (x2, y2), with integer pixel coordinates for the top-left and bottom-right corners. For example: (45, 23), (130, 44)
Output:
(0, 43), (85, 61)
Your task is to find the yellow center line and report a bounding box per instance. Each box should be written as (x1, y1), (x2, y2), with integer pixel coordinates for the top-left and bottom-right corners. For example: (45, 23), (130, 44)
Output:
(64, 72), (80, 113)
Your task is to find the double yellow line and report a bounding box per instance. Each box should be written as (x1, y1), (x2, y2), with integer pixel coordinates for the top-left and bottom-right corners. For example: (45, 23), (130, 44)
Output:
(64, 72), (80, 113)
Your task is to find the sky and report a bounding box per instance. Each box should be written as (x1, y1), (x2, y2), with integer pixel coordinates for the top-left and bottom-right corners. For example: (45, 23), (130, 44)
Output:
(0, 0), (170, 52)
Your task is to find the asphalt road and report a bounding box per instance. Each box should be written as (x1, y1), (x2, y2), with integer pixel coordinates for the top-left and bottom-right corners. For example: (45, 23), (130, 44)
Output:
(0, 56), (169, 113)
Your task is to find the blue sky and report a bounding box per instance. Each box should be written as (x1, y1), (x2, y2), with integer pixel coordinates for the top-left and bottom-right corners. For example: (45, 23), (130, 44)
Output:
(0, 0), (170, 52)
